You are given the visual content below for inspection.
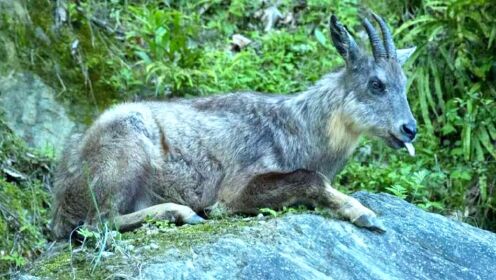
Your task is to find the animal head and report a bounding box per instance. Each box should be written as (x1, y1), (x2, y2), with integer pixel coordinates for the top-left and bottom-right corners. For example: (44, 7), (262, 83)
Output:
(329, 13), (417, 155)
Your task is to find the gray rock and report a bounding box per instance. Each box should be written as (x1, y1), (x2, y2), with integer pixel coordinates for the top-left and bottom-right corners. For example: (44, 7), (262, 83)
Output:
(21, 192), (496, 279)
(0, 72), (75, 155)
(140, 192), (496, 280)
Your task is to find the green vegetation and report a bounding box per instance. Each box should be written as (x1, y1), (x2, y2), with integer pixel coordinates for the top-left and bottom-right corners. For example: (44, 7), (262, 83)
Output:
(338, 0), (496, 229)
(0, 117), (52, 273)
(0, 0), (495, 276)
(32, 216), (258, 279)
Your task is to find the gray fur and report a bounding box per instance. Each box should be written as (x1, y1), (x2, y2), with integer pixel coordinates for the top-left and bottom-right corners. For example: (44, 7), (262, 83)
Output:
(51, 14), (416, 238)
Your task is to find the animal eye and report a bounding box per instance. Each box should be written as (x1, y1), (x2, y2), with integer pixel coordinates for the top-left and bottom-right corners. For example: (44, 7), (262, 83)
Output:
(368, 78), (386, 94)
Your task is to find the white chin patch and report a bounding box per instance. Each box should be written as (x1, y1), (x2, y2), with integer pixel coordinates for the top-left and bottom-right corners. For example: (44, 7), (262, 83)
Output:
(404, 142), (415, 157)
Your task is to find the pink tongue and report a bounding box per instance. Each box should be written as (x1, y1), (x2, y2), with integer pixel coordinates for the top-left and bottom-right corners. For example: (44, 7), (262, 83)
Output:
(404, 142), (415, 156)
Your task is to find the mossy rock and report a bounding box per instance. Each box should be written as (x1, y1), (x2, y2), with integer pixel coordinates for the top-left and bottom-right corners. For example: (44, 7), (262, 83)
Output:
(26, 216), (258, 279)
(19, 193), (496, 280)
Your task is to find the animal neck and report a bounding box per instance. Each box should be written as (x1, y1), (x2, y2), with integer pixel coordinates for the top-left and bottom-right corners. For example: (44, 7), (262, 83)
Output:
(286, 70), (362, 159)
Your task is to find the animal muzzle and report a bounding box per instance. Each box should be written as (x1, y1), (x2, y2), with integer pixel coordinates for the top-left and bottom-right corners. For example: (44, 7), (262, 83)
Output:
(388, 120), (417, 156)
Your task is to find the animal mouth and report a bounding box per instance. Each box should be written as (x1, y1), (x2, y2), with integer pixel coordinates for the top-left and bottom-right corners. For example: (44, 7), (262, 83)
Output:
(387, 133), (415, 157)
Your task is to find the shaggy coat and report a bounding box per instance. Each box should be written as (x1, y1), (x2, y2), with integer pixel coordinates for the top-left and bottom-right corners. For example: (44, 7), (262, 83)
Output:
(51, 14), (416, 239)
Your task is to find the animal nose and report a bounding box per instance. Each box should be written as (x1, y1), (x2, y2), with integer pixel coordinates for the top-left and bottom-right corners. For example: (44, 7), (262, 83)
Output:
(400, 122), (417, 141)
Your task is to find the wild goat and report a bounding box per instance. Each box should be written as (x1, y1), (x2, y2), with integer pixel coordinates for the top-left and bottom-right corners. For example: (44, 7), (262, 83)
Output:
(51, 13), (417, 239)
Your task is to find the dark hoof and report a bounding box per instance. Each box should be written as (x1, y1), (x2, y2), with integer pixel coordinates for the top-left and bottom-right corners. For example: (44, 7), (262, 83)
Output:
(353, 215), (386, 233)
(184, 214), (205, 225)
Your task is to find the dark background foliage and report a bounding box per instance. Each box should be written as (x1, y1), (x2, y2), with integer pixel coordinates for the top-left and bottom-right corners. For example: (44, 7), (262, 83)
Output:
(0, 0), (495, 274)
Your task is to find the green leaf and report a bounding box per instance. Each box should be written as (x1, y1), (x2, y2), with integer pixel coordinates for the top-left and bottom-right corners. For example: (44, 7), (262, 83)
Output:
(418, 69), (434, 133)
(487, 124), (496, 140)
(394, 15), (436, 36)
(451, 168), (472, 181)
(386, 184), (408, 200)
(314, 29), (327, 47)
(135, 51), (151, 64)
(479, 175), (488, 202)
(473, 136), (485, 162)
(259, 208), (278, 217)
(428, 59), (445, 114)
(478, 127), (496, 159)
(488, 26), (496, 48)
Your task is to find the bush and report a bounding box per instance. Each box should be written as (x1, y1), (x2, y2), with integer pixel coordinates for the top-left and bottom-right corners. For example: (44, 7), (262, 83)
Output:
(401, 0), (496, 229)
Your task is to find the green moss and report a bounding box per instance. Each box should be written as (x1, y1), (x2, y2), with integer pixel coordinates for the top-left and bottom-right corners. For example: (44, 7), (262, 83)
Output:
(34, 250), (73, 279)
(29, 216), (257, 279)
(27, 208), (320, 279)
(126, 217), (257, 250)
(33, 247), (112, 280)
(0, 0), (122, 125)
(0, 116), (52, 273)
(35, 223), (245, 279)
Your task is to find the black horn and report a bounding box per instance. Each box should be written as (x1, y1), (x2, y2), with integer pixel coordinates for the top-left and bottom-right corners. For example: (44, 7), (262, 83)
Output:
(362, 17), (386, 60)
(372, 13), (397, 60)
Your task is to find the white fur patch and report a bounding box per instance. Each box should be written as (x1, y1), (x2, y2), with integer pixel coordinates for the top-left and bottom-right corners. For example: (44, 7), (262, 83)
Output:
(326, 112), (361, 155)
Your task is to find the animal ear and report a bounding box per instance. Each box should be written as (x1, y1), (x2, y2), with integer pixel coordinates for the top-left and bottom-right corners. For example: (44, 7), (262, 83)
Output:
(329, 15), (360, 64)
(397, 47), (416, 65)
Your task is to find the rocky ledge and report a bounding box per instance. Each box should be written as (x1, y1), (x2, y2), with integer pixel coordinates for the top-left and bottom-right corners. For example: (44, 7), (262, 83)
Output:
(19, 192), (496, 280)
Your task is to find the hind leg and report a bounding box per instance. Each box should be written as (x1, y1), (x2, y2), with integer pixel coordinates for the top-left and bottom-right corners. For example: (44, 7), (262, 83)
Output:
(114, 203), (204, 231)
(52, 104), (205, 238)
(221, 169), (385, 232)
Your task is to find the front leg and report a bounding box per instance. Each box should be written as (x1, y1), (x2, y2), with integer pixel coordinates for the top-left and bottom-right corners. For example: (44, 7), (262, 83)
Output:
(322, 182), (384, 231)
(221, 169), (385, 232)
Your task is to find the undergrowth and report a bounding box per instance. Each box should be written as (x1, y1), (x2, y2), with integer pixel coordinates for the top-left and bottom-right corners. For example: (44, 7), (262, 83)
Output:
(0, 116), (52, 274)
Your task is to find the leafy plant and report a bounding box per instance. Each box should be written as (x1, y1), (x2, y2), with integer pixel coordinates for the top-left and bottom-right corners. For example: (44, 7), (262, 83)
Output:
(0, 117), (52, 273)
(396, 0), (496, 161)
(397, 0), (496, 226)
(120, 5), (208, 96)
(75, 223), (122, 273)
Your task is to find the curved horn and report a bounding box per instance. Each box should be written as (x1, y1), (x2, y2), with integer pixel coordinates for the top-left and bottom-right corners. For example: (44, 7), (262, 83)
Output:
(362, 17), (386, 60)
(372, 13), (397, 60)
